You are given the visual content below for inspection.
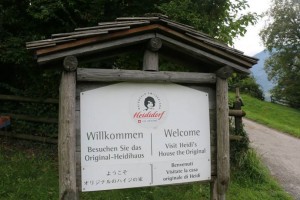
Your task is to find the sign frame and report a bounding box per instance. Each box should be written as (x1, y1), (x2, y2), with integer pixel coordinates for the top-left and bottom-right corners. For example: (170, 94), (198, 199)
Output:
(80, 83), (212, 191)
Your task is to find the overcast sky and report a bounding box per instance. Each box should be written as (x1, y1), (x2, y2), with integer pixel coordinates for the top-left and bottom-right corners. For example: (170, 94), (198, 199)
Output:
(232, 0), (272, 56)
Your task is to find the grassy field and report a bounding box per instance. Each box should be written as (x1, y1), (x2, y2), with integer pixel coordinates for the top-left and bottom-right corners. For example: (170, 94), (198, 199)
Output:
(0, 138), (293, 200)
(1, 93), (297, 199)
(231, 93), (300, 138)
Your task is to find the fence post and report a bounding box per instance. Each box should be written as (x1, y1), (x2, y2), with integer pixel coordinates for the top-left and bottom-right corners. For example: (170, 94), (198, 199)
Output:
(58, 56), (78, 200)
(234, 88), (243, 132)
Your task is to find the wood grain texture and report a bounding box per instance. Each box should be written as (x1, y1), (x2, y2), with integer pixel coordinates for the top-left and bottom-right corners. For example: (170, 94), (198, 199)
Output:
(0, 94), (58, 104)
(156, 33), (250, 74)
(147, 37), (162, 52)
(58, 70), (78, 200)
(77, 68), (216, 84)
(143, 50), (159, 71)
(216, 77), (230, 199)
(1, 113), (57, 124)
(215, 66), (233, 79)
(63, 56), (78, 72)
(37, 33), (155, 64)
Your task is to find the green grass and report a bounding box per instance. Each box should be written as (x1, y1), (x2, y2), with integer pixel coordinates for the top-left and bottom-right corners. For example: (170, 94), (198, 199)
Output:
(0, 141), (58, 200)
(228, 150), (293, 200)
(230, 93), (300, 138)
(80, 184), (210, 200)
(0, 139), (293, 200)
(1, 93), (297, 199)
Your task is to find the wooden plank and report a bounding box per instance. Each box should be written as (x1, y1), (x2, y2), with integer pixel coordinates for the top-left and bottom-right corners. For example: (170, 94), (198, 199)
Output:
(35, 24), (161, 56)
(230, 135), (244, 141)
(156, 33), (251, 74)
(0, 94), (58, 104)
(184, 30), (212, 40)
(26, 39), (52, 45)
(216, 75), (230, 199)
(51, 27), (129, 38)
(164, 20), (197, 34)
(33, 23), (256, 70)
(58, 58), (77, 199)
(52, 31), (108, 41)
(75, 21), (150, 31)
(0, 131), (57, 144)
(156, 27), (253, 64)
(26, 43), (56, 50)
(187, 33), (257, 63)
(234, 88), (243, 131)
(26, 41), (56, 48)
(98, 20), (150, 26)
(77, 68), (216, 84)
(154, 26), (255, 68)
(229, 109), (246, 117)
(161, 18), (195, 30)
(54, 38), (77, 44)
(159, 47), (218, 71)
(116, 17), (159, 21)
(2, 113), (57, 124)
(186, 33), (240, 54)
(37, 33), (155, 64)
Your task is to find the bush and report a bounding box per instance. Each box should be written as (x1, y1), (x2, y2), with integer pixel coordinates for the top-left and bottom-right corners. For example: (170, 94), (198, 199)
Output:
(229, 73), (264, 100)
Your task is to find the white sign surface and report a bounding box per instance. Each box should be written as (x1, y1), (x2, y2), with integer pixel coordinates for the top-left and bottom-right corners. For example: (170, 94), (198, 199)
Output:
(80, 83), (211, 191)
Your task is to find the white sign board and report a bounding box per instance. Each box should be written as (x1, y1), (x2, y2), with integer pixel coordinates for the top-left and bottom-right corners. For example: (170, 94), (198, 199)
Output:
(80, 83), (211, 191)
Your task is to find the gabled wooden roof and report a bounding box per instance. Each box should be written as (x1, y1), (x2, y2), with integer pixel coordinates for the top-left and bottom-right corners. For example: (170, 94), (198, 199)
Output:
(26, 15), (257, 73)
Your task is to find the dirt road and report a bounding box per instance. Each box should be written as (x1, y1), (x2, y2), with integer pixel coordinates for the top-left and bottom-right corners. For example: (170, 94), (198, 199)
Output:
(243, 118), (300, 200)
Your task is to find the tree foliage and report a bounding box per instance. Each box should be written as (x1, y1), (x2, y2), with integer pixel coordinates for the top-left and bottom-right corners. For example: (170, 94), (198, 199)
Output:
(260, 0), (300, 107)
(158, 0), (259, 45)
(0, 0), (258, 97)
(229, 73), (265, 100)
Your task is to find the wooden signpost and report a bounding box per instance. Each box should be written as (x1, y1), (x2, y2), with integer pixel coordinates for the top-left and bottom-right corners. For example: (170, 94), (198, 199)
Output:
(59, 54), (230, 199)
(26, 16), (257, 200)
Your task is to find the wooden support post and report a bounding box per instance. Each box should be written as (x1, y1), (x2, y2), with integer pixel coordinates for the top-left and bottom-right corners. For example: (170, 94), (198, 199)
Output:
(59, 56), (78, 200)
(210, 176), (218, 200)
(234, 88), (243, 132)
(143, 38), (162, 71)
(215, 66), (232, 200)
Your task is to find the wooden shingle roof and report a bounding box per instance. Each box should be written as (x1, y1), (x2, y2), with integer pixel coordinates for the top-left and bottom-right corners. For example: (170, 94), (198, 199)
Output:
(26, 15), (258, 73)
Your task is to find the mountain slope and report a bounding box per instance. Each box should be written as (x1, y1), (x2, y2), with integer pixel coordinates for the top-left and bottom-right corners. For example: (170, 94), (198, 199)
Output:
(251, 50), (275, 101)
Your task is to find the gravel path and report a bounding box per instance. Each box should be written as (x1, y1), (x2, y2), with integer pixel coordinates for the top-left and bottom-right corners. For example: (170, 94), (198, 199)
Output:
(244, 118), (300, 200)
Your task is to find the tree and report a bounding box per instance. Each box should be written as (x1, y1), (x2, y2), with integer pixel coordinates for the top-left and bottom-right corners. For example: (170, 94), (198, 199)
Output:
(260, 0), (300, 107)
(158, 0), (259, 45)
(229, 73), (265, 100)
(0, 0), (258, 97)
(0, 0), (164, 96)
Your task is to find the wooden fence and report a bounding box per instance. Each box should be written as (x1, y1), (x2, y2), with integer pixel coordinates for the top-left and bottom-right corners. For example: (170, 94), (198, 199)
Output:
(0, 94), (58, 144)
(0, 91), (245, 144)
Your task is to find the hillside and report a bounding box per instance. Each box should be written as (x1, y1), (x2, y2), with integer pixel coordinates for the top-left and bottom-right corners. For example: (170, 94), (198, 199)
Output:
(239, 93), (300, 138)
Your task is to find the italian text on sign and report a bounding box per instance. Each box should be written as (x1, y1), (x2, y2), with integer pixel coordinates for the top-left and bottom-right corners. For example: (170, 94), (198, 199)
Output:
(80, 83), (211, 191)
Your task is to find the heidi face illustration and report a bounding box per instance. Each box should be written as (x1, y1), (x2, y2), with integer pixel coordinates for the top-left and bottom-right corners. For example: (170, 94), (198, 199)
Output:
(144, 96), (155, 110)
